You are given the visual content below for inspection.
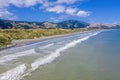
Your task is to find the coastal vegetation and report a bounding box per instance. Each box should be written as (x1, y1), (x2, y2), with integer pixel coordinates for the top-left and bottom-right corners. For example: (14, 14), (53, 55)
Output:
(0, 28), (88, 47)
(0, 19), (120, 48)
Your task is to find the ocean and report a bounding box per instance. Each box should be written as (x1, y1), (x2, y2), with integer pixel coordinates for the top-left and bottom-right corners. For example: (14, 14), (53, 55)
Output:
(0, 29), (120, 80)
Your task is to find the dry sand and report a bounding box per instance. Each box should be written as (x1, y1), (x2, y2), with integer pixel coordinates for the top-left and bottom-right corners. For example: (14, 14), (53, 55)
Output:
(11, 32), (83, 46)
(0, 30), (92, 50)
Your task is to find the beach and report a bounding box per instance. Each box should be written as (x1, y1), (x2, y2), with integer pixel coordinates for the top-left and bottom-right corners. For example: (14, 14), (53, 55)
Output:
(11, 31), (84, 46)
(0, 30), (92, 50)
(0, 0), (120, 79)
(0, 29), (120, 80)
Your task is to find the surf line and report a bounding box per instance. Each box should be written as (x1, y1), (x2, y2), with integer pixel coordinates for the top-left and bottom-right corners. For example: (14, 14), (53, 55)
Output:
(22, 31), (102, 79)
(0, 64), (26, 80)
(0, 49), (36, 64)
(31, 31), (101, 71)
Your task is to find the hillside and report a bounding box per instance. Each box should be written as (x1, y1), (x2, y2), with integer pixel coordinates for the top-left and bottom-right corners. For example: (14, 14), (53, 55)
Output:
(87, 23), (120, 29)
(0, 19), (89, 29)
(57, 20), (89, 29)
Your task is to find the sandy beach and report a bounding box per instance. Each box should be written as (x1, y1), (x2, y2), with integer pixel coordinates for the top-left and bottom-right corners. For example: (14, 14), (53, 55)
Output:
(0, 30), (120, 80)
(11, 31), (88, 46)
(0, 31), (85, 50)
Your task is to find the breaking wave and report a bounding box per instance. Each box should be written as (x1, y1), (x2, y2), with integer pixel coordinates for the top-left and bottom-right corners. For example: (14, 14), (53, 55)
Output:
(39, 43), (54, 49)
(0, 31), (102, 80)
(0, 49), (36, 64)
(31, 31), (101, 71)
(0, 64), (26, 80)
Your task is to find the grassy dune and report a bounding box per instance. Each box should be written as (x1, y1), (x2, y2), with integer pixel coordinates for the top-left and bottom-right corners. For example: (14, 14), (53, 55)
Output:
(0, 28), (89, 47)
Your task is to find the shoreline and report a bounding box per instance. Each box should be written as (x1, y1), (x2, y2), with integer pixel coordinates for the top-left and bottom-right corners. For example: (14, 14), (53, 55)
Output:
(11, 31), (86, 46)
(0, 30), (99, 51)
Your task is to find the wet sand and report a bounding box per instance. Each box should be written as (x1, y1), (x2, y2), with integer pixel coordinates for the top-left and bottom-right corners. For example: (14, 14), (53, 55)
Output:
(0, 31), (91, 51)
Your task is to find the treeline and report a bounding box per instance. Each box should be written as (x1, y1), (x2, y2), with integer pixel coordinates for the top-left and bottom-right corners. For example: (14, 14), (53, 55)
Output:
(0, 28), (88, 47)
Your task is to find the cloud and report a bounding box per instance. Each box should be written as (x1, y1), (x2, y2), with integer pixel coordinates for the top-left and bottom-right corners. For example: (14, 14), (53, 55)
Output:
(0, 0), (10, 8)
(57, 0), (78, 4)
(77, 10), (90, 17)
(23, 0), (44, 7)
(46, 5), (65, 13)
(58, 15), (69, 20)
(0, 0), (45, 8)
(0, 8), (17, 20)
(0, 0), (91, 20)
(50, 17), (59, 22)
(0, 0), (45, 19)
(66, 7), (78, 15)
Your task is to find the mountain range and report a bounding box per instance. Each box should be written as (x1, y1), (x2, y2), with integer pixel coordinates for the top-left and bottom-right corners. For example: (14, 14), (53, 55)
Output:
(0, 19), (120, 29)
(0, 19), (89, 29)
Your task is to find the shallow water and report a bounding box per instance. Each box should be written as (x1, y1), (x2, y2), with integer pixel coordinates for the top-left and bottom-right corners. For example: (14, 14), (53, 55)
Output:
(0, 29), (120, 80)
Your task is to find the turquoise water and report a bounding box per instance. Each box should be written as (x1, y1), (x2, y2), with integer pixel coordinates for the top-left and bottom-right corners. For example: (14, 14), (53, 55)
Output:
(0, 29), (120, 80)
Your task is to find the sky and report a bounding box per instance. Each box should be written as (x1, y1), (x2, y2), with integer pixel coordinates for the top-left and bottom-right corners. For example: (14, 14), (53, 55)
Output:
(0, 0), (120, 24)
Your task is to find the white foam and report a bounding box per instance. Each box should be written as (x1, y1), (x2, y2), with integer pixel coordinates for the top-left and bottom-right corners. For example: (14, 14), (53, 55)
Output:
(39, 43), (54, 49)
(0, 49), (35, 64)
(56, 41), (67, 45)
(0, 64), (26, 80)
(31, 52), (60, 71)
(31, 31), (101, 71)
